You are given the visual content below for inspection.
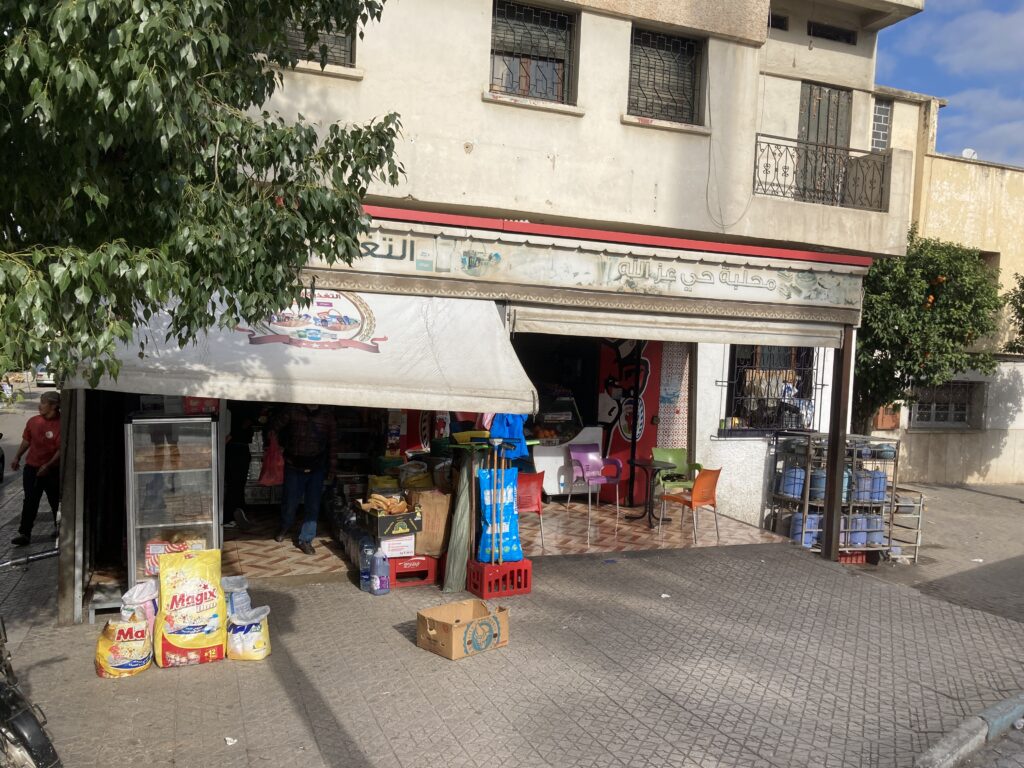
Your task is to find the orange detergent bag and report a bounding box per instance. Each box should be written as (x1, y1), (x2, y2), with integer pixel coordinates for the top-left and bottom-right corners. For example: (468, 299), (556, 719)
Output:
(153, 549), (227, 667)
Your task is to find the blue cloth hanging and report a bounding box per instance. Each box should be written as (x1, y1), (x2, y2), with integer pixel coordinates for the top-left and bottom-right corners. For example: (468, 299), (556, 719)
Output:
(488, 413), (529, 459)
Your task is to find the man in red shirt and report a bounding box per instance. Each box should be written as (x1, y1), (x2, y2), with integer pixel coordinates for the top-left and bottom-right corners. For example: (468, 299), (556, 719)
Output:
(9, 391), (62, 546)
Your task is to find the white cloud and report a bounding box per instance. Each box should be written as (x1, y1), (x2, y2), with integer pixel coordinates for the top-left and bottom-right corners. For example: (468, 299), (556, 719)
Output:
(901, 3), (1024, 75)
(938, 88), (1024, 167)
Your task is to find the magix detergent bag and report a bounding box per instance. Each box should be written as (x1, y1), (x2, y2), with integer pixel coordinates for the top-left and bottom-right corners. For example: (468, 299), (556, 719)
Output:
(154, 550), (226, 667)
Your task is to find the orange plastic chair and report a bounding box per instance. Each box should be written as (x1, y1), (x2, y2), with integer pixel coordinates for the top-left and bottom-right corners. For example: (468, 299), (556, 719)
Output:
(659, 468), (721, 543)
(518, 471), (546, 548)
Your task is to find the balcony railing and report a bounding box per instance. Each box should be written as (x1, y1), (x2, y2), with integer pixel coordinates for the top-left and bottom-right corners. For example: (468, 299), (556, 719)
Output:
(753, 134), (891, 212)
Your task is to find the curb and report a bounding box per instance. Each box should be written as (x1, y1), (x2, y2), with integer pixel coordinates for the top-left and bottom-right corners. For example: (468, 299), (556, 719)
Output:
(915, 692), (1024, 768)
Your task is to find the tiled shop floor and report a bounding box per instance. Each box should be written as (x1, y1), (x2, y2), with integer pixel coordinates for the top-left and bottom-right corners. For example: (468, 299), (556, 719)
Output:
(223, 501), (786, 579)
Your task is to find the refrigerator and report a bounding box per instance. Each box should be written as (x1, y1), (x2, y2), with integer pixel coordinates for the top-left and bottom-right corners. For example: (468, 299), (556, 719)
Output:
(125, 415), (222, 587)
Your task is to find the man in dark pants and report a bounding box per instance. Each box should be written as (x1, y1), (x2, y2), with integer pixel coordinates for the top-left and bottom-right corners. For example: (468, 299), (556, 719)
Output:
(10, 391), (62, 546)
(269, 404), (337, 555)
(223, 401), (260, 529)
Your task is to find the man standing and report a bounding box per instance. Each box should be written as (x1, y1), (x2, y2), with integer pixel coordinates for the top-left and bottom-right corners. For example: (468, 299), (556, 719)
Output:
(270, 404), (337, 555)
(10, 391), (62, 546)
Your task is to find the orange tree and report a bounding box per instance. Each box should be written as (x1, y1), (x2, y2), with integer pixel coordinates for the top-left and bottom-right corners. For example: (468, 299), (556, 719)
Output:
(853, 230), (1003, 433)
(0, 0), (401, 385)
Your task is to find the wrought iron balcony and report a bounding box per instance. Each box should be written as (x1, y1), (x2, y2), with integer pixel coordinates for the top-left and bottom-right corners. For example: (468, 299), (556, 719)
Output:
(753, 134), (891, 213)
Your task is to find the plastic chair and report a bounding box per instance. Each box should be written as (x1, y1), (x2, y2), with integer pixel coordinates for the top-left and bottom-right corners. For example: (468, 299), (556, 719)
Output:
(518, 471), (546, 549)
(659, 468), (721, 543)
(651, 447), (702, 494)
(565, 444), (623, 544)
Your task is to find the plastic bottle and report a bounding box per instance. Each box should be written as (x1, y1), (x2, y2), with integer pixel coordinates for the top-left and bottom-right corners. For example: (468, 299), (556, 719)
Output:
(358, 536), (376, 592)
(370, 547), (390, 596)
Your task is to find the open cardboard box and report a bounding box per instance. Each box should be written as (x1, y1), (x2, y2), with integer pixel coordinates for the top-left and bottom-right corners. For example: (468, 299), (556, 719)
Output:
(416, 599), (509, 660)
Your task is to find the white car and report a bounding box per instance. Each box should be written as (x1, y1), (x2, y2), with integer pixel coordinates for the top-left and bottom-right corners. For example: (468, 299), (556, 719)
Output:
(35, 361), (55, 387)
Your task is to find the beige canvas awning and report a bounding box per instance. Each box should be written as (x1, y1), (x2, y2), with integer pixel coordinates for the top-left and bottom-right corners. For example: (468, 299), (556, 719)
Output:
(71, 292), (538, 414)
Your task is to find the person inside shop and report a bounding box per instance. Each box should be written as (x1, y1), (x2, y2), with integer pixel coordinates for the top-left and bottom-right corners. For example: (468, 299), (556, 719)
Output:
(269, 403), (337, 555)
(9, 391), (62, 546)
(223, 401), (264, 529)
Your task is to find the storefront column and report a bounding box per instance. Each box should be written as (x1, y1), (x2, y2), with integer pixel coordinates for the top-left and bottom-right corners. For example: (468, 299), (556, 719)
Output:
(57, 389), (85, 625)
(821, 325), (855, 561)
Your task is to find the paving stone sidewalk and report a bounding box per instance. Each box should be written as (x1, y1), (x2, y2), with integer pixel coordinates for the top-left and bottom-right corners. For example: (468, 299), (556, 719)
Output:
(0, 540), (1020, 767)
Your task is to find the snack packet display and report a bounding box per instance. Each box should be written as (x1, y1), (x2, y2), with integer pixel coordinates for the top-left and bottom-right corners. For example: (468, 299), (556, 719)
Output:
(95, 619), (152, 678)
(154, 549), (226, 667)
(226, 606), (272, 661)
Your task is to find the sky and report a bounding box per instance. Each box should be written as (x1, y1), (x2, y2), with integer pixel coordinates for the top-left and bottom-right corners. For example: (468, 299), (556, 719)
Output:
(875, 0), (1024, 167)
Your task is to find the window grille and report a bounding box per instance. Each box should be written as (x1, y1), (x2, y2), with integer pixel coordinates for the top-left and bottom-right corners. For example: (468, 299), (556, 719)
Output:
(490, 0), (578, 104)
(871, 98), (893, 153)
(285, 27), (355, 67)
(807, 21), (857, 46)
(627, 28), (703, 124)
(769, 13), (789, 31)
(721, 345), (822, 434)
(910, 382), (977, 428)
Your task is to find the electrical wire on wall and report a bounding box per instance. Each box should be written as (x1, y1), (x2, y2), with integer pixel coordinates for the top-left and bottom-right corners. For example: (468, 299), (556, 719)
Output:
(702, 4), (778, 232)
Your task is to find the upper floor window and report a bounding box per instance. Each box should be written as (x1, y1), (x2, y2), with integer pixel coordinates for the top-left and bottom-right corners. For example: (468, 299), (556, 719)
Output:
(285, 27), (355, 68)
(872, 98), (893, 152)
(769, 13), (789, 31)
(910, 382), (981, 429)
(490, 0), (578, 104)
(807, 21), (857, 46)
(627, 28), (704, 125)
(723, 345), (818, 434)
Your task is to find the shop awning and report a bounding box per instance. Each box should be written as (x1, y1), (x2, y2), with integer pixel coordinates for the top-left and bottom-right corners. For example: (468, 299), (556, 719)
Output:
(73, 292), (538, 414)
(508, 304), (844, 348)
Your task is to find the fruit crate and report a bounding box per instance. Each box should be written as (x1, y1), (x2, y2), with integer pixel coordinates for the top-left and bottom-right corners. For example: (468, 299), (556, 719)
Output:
(466, 558), (532, 599)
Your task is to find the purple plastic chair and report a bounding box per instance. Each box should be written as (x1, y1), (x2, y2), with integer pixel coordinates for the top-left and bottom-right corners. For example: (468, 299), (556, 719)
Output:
(565, 443), (623, 544)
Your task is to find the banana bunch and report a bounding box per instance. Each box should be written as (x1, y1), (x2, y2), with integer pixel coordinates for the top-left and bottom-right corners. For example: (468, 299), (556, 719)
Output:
(361, 493), (408, 515)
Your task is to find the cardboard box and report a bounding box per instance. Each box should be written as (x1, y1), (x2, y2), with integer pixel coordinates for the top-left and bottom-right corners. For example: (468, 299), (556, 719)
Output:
(378, 534), (415, 558)
(408, 489), (451, 556)
(416, 599), (509, 660)
(362, 505), (423, 538)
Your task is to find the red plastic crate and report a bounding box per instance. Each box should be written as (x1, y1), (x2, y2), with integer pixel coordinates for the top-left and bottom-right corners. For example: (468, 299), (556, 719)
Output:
(388, 555), (440, 588)
(466, 558), (532, 599)
(838, 551), (867, 565)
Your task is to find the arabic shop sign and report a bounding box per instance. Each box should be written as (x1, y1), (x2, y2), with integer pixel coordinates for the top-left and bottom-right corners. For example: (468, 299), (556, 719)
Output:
(337, 228), (862, 309)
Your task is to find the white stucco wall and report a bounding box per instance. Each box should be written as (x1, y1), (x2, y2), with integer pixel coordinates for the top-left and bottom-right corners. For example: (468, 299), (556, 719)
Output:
(273, 0), (912, 256)
(693, 343), (836, 528)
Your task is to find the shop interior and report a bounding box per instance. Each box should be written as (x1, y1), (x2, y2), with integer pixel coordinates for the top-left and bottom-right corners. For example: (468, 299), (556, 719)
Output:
(80, 334), (784, 614)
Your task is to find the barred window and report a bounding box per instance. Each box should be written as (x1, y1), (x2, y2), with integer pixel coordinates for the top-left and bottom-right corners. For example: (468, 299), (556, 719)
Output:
(490, 0), (578, 104)
(807, 21), (857, 46)
(910, 382), (980, 428)
(723, 345), (817, 433)
(285, 27), (355, 68)
(628, 28), (703, 124)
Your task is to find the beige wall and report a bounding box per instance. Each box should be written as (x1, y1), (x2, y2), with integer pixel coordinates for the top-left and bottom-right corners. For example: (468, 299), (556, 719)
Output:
(917, 154), (1024, 289)
(566, 0), (769, 45)
(275, 0), (912, 256)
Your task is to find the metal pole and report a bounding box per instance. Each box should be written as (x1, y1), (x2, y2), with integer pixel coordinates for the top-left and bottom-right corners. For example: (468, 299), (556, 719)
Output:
(822, 325), (855, 561)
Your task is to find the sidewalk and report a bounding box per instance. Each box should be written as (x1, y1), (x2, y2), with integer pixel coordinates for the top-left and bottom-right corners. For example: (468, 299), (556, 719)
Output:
(1, 540), (1022, 766)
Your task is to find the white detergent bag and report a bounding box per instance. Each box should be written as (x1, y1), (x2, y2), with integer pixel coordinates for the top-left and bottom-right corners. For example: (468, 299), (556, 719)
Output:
(227, 606), (271, 661)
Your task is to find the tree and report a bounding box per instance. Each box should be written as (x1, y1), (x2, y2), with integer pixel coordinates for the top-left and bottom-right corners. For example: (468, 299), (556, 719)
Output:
(852, 230), (1003, 433)
(1003, 273), (1024, 355)
(0, 0), (401, 385)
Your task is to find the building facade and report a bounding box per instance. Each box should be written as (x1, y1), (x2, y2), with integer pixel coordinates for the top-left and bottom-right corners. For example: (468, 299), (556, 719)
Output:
(270, 0), (923, 526)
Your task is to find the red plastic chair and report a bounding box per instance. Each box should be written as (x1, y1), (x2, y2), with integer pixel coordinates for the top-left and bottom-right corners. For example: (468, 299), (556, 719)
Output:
(566, 443), (622, 544)
(659, 468), (721, 543)
(517, 471), (545, 549)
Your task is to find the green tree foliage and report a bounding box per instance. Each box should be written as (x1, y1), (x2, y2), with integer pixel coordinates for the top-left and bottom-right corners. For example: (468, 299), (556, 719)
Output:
(853, 231), (1003, 432)
(1003, 273), (1024, 354)
(0, 0), (401, 384)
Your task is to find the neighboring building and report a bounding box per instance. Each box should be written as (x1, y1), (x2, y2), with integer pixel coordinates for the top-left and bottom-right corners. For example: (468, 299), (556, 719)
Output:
(272, 0), (922, 526)
(866, 89), (1024, 484)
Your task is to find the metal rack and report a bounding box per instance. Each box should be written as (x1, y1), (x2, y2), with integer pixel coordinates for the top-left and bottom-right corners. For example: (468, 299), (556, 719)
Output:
(888, 488), (924, 564)
(766, 431), (900, 557)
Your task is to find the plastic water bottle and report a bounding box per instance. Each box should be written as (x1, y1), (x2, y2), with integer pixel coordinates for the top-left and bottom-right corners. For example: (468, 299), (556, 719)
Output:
(370, 547), (390, 596)
(358, 537), (376, 592)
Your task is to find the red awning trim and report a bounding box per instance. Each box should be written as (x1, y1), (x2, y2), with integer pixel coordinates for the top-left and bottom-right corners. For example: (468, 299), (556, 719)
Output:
(363, 205), (875, 268)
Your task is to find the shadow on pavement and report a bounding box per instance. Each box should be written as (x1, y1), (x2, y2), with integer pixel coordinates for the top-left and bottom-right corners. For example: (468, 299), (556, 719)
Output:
(916, 553), (1024, 625)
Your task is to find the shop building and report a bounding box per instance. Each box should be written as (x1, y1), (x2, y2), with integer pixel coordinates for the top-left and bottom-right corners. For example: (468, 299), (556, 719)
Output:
(56, 0), (925, 622)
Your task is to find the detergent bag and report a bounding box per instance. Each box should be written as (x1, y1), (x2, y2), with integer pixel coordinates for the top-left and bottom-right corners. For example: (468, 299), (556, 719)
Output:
(95, 619), (152, 678)
(227, 606), (272, 661)
(154, 549), (226, 667)
(476, 467), (523, 564)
